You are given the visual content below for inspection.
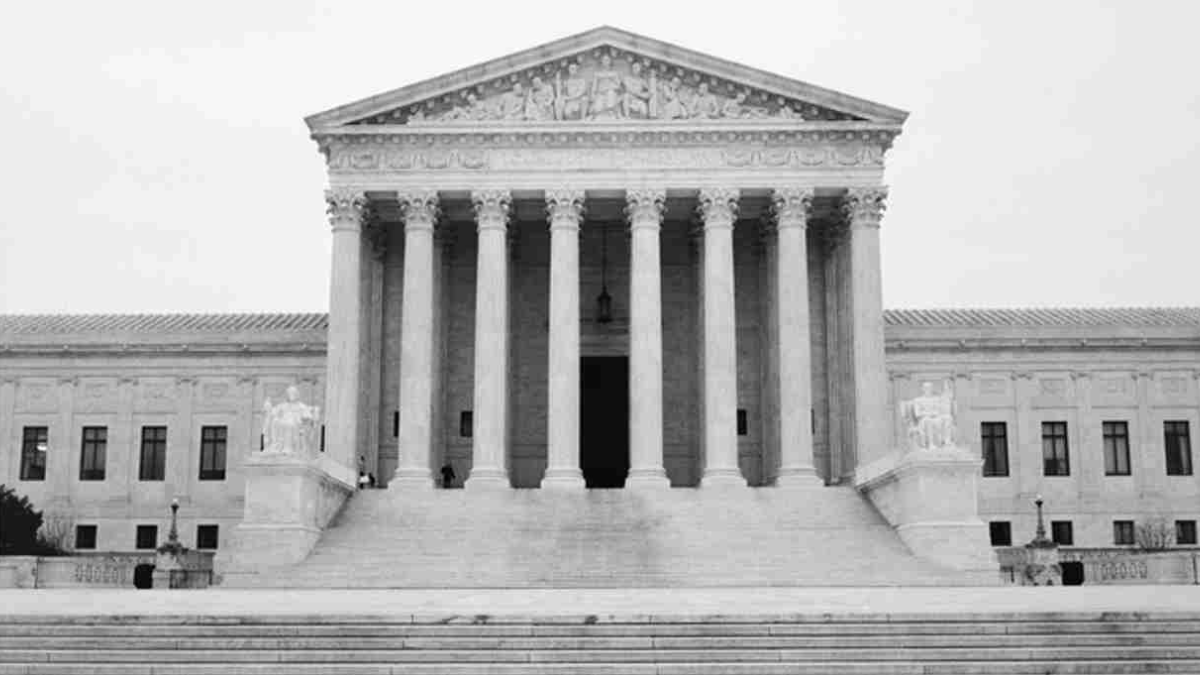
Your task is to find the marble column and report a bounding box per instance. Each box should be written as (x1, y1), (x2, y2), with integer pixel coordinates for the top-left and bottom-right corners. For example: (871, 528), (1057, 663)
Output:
(392, 190), (441, 488)
(624, 189), (671, 488)
(698, 187), (745, 487)
(465, 189), (512, 490)
(324, 188), (367, 471)
(772, 188), (820, 486)
(843, 187), (889, 472)
(542, 189), (586, 489)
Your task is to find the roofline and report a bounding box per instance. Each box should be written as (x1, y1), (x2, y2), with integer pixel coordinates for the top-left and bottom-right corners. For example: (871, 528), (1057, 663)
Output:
(304, 25), (908, 131)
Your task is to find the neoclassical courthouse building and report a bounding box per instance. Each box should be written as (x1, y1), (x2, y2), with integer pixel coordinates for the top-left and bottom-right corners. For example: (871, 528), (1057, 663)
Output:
(1, 28), (1197, 580)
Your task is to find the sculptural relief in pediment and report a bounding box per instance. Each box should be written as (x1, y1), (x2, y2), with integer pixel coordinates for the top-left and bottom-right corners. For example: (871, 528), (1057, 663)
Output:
(350, 48), (865, 126)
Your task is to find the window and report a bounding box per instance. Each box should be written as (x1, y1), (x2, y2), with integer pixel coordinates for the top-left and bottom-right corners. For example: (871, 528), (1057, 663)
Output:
(1165, 421), (1193, 476)
(199, 426), (227, 480)
(1113, 520), (1135, 546)
(79, 426), (107, 481)
(1042, 421), (1070, 476)
(139, 426), (167, 481)
(1176, 520), (1197, 546)
(135, 525), (158, 550)
(196, 525), (219, 550)
(1051, 521), (1074, 546)
(460, 411), (473, 438)
(1102, 421), (1131, 476)
(320, 425), (325, 453)
(988, 521), (1012, 546)
(393, 411), (399, 438)
(981, 422), (1009, 477)
(19, 426), (48, 481)
(74, 525), (97, 550)
(736, 409), (748, 436)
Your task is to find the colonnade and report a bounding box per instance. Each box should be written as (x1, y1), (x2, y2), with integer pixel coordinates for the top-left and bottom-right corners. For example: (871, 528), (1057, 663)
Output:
(323, 186), (888, 489)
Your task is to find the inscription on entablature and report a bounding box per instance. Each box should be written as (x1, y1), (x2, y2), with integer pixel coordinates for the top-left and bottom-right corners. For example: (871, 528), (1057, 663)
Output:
(326, 143), (884, 174)
(1039, 378), (1067, 397)
(1099, 376), (1131, 396)
(17, 382), (56, 410)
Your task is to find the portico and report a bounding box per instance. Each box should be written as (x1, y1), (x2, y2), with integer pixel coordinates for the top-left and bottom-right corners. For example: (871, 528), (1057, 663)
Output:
(309, 27), (903, 491)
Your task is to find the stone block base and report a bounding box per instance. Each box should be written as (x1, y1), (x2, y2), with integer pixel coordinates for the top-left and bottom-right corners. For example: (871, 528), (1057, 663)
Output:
(856, 447), (998, 577)
(214, 453), (353, 583)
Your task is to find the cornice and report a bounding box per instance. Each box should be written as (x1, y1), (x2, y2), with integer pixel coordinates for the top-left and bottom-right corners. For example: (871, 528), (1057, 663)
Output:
(886, 336), (1200, 353)
(0, 343), (328, 357)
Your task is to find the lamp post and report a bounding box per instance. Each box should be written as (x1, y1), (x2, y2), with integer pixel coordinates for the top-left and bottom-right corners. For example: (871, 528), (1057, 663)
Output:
(1033, 494), (1049, 545)
(158, 498), (185, 556)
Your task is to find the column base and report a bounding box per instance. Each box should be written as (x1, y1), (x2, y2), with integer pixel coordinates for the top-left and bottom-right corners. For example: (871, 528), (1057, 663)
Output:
(774, 467), (823, 487)
(464, 468), (510, 491)
(700, 468), (747, 488)
(540, 468), (585, 489)
(389, 468), (436, 490)
(626, 467), (671, 489)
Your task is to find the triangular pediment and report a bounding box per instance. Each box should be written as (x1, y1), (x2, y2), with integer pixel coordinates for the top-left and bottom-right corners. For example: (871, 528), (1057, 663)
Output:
(306, 26), (907, 131)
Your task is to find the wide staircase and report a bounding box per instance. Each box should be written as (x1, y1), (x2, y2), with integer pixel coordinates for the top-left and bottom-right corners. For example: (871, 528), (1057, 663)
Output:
(234, 486), (988, 588)
(3, 610), (1199, 673)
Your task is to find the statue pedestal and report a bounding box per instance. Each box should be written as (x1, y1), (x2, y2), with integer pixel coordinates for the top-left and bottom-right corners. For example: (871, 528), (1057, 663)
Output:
(856, 446), (998, 578)
(214, 453), (354, 585)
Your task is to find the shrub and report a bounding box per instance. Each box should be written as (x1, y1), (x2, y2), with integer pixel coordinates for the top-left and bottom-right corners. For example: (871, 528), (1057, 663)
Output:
(0, 484), (43, 555)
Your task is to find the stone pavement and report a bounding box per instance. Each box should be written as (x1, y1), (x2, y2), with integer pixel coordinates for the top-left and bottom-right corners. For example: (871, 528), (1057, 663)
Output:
(3, 585), (1198, 619)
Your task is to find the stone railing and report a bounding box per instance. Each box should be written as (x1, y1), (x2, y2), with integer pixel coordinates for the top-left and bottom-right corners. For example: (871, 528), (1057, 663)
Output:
(997, 547), (1200, 585)
(0, 553), (214, 589)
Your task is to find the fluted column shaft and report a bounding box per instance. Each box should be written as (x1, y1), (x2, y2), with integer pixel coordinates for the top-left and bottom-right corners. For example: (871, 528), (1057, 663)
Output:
(465, 189), (513, 490)
(542, 190), (587, 488)
(773, 188), (820, 485)
(625, 189), (670, 487)
(844, 187), (889, 472)
(392, 190), (440, 488)
(324, 188), (367, 471)
(698, 188), (745, 487)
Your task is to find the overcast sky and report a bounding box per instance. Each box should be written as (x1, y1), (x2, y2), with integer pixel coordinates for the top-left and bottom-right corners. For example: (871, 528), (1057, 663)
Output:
(1, 1), (1196, 314)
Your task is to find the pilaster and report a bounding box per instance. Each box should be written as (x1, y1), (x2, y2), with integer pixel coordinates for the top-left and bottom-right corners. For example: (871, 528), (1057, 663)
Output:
(170, 376), (196, 504)
(0, 378), (15, 484)
(47, 377), (77, 506)
(698, 187), (745, 488)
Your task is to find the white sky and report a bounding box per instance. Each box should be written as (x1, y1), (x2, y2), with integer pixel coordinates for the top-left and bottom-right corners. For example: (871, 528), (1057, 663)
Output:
(1, 1), (1197, 314)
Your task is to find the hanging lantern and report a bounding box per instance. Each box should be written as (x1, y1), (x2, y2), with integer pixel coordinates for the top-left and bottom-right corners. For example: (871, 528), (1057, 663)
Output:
(596, 222), (613, 324)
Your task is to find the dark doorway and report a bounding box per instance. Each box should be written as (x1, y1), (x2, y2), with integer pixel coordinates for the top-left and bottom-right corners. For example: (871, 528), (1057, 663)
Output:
(133, 564), (154, 589)
(1061, 561), (1084, 586)
(580, 356), (629, 488)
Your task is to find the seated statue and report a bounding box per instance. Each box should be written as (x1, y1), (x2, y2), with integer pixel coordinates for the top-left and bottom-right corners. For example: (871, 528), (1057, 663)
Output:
(262, 385), (321, 456)
(900, 380), (958, 452)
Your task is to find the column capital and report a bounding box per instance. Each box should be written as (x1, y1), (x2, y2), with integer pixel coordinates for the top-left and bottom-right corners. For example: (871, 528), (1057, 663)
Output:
(472, 189), (512, 232)
(545, 188), (586, 230)
(325, 188), (367, 233)
(625, 188), (666, 228)
(398, 189), (440, 232)
(842, 186), (888, 229)
(771, 187), (815, 229)
(697, 187), (740, 230)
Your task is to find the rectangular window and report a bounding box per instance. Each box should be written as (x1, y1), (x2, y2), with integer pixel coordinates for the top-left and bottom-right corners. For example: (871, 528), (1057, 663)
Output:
(988, 521), (1012, 546)
(196, 525), (219, 550)
(1042, 421), (1070, 476)
(320, 425), (325, 453)
(74, 525), (97, 550)
(393, 411), (399, 438)
(1176, 520), (1197, 546)
(1051, 521), (1074, 546)
(980, 422), (1009, 477)
(736, 409), (748, 436)
(19, 426), (48, 481)
(1113, 520), (1135, 546)
(199, 426), (227, 480)
(460, 411), (473, 438)
(139, 426), (167, 481)
(135, 525), (158, 550)
(1165, 421), (1193, 476)
(1102, 421), (1131, 476)
(79, 426), (107, 481)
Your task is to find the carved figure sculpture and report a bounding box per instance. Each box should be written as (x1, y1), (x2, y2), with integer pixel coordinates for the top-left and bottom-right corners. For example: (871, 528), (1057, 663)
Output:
(690, 82), (720, 119)
(901, 380), (958, 451)
(589, 54), (623, 120)
(525, 76), (556, 121)
(658, 76), (688, 120)
(556, 62), (589, 120)
(498, 82), (526, 120)
(622, 62), (654, 119)
(721, 91), (748, 119)
(262, 385), (321, 456)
